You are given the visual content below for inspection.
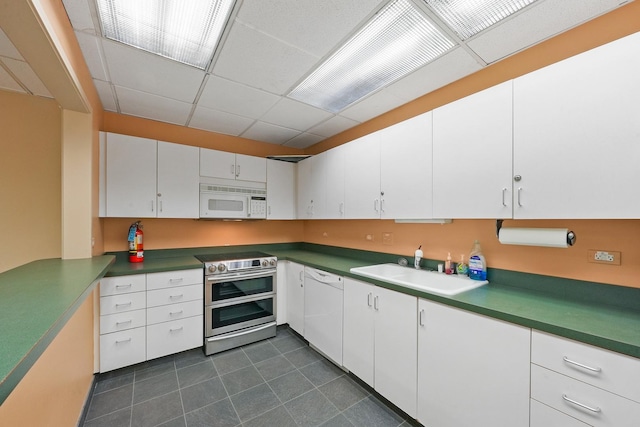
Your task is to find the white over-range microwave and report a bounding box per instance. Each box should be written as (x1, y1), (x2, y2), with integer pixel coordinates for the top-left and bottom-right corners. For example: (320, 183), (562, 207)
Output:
(199, 177), (267, 219)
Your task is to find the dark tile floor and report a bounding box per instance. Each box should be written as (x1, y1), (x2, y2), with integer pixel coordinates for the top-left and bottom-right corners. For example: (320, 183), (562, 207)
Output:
(81, 327), (415, 427)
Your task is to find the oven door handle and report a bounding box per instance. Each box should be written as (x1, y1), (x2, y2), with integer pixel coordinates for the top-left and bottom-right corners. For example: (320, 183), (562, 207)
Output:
(206, 270), (275, 283)
(206, 321), (277, 342)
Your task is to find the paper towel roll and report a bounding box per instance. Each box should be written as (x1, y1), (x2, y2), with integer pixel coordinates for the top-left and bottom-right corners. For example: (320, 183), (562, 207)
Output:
(498, 227), (573, 248)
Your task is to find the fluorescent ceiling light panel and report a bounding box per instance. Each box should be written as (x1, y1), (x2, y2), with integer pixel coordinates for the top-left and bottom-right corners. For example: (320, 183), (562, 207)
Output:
(423, 0), (537, 40)
(96, 0), (234, 69)
(289, 0), (455, 113)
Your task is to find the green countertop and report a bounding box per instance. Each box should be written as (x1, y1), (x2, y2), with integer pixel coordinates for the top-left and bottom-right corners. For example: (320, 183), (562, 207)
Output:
(104, 244), (640, 359)
(0, 256), (115, 404)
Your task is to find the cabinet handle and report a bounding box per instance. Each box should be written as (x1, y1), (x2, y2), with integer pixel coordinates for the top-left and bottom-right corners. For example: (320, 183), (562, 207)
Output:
(339, 202), (344, 215)
(159, 200), (163, 212)
(517, 187), (523, 206)
(169, 326), (184, 333)
(381, 199), (385, 213)
(115, 337), (132, 344)
(115, 284), (132, 289)
(169, 294), (184, 300)
(169, 310), (184, 316)
(374, 295), (379, 311)
(419, 309), (425, 326)
(367, 292), (372, 307)
(236, 165), (240, 177)
(231, 164), (235, 175)
(268, 206), (271, 216)
(374, 199), (379, 212)
(116, 319), (132, 326)
(563, 356), (602, 373)
(151, 200), (154, 212)
(169, 277), (184, 283)
(562, 394), (601, 413)
(502, 188), (507, 207)
(299, 271), (303, 282)
(115, 301), (132, 308)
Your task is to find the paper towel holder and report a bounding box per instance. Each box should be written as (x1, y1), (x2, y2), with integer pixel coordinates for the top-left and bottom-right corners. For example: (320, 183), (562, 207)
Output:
(496, 220), (577, 247)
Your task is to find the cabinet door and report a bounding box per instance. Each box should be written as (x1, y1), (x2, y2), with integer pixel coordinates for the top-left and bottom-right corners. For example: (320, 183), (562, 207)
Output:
(380, 112), (433, 219)
(324, 146), (346, 219)
(374, 286), (417, 417)
(530, 399), (590, 427)
(296, 157), (314, 219)
(342, 278), (375, 387)
(286, 262), (305, 335)
(266, 159), (296, 220)
(105, 133), (157, 217)
(513, 32), (640, 218)
(432, 81), (513, 219)
(146, 315), (203, 360)
(157, 141), (199, 218)
(200, 148), (236, 180)
(344, 133), (381, 219)
(417, 299), (530, 427)
(276, 261), (288, 325)
(236, 154), (266, 183)
(100, 327), (146, 372)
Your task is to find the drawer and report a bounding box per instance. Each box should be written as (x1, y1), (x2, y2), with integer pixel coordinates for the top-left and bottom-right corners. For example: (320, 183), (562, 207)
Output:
(146, 315), (203, 360)
(100, 309), (146, 334)
(99, 327), (146, 372)
(146, 269), (202, 290)
(100, 274), (145, 296)
(147, 283), (202, 308)
(100, 291), (146, 315)
(147, 300), (203, 325)
(531, 364), (640, 427)
(530, 399), (590, 427)
(532, 330), (640, 402)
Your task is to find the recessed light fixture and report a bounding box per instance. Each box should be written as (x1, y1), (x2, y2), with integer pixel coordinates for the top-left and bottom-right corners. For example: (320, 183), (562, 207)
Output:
(423, 0), (537, 40)
(96, 0), (235, 69)
(289, 0), (455, 113)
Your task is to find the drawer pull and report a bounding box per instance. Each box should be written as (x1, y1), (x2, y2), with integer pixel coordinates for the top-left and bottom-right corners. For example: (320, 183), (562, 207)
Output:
(115, 302), (132, 308)
(115, 337), (132, 344)
(116, 319), (132, 326)
(562, 394), (601, 413)
(115, 284), (132, 289)
(563, 356), (602, 373)
(169, 294), (184, 300)
(169, 310), (184, 316)
(169, 278), (184, 283)
(169, 326), (184, 332)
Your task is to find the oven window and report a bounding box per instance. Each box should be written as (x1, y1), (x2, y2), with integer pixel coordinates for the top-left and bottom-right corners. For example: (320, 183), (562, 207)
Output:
(210, 298), (274, 329)
(212, 276), (273, 301)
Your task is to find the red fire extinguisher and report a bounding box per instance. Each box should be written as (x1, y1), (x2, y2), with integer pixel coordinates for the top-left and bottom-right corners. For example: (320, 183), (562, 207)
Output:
(128, 221), (144, 263)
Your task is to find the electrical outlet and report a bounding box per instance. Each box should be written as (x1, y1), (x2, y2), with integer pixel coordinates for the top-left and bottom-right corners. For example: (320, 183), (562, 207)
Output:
(587, 249), (621, 265)
(365, 234), (374, 241)
(382, 232), (393, 245)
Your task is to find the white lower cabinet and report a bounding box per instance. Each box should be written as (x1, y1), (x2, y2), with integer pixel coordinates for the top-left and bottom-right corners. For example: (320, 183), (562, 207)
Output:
(286, 261), (305, 336)
(342, 278), (417, 417)
(417, 298), (530, 427)
(99, 269), (203, 372)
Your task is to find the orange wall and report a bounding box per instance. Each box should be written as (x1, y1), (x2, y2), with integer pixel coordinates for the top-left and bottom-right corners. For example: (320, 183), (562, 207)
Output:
(0, 91), (62, 273)
(100, 2), (640, 290)
(0, 290), (96, 426)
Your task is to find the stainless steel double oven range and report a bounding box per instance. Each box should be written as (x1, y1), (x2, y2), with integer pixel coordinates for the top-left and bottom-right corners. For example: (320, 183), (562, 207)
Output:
(195, 251), (277, 355)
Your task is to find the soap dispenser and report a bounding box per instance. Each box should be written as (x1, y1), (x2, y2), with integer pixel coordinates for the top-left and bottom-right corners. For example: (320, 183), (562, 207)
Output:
(414, 246), (423, 269)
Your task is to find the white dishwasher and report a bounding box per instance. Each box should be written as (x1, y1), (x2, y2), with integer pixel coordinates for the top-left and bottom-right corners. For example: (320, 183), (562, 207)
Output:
(304, 267), (344, 366)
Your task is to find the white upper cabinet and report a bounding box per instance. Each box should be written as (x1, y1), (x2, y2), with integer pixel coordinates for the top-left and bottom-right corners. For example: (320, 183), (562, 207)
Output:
(266, 159), (296, 220)
(200, 148), (266, 183)
(323, 147), (346, 219)
(156, 141), (199, 218)
(432, 82), (513, 219)
(296, 156), (316, 219)
(344, 133), (382, 219)
(104, 133), (199, 218)
(379, 111), (433, 220)
(513, 31), (640, 219)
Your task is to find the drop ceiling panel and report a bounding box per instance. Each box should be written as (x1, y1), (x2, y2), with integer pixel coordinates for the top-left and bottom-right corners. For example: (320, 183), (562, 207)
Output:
(198, 76), (279, 118)
(62, 0), (96, 33)
(212, 21), (319, 95)
(75, 32), (107, 81)
(189, 105), (254, 136)
(236, 0), (385, 57)
(260, 98), (333, 131)
(242, 121), (301, 145)
(0, 29), (23, 60)
(308, 115), (361, 138)
(283, 132), (325, 149)
(2, 58), (51, 97)
(93, 79), (117, 111)
(467, 0), (626, 64)
(339, 89), (407, 123)
(385, 47), (482, 103)
(115, 86), (192, 125)
(0, 63), (25, 93)
(103, 40), (205, 103)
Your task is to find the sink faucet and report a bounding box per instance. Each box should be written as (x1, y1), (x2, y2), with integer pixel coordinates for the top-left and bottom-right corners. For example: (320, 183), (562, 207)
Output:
(414, 245), (423, 269)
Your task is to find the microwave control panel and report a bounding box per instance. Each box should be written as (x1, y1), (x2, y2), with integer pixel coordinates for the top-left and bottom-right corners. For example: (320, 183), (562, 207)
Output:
(249, 197), (267, 218)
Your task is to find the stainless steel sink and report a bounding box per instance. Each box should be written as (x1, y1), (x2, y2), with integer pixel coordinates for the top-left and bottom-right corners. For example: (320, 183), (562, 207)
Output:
(349, 263), (488, 296)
